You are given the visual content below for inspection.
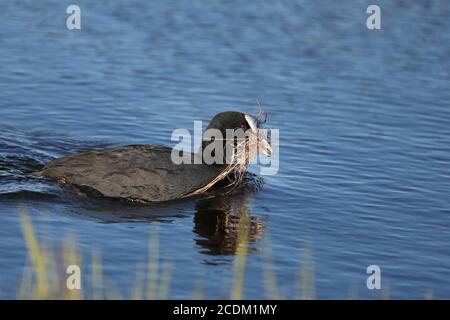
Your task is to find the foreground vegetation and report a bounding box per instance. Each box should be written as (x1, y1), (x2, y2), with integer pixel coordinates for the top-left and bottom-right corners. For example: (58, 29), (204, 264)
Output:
(13, 206), (406, 300)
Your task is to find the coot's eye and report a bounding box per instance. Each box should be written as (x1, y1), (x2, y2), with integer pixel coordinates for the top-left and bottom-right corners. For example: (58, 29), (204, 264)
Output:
(240, 124), (248, 130)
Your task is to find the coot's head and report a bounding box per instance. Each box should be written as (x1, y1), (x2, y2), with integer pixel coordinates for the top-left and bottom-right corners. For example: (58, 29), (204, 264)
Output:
(201, 111), (272, 163)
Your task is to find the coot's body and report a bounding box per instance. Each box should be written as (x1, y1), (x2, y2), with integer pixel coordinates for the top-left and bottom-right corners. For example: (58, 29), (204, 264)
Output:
(36, 111), (270, 203)
(37, 145), (225, 202)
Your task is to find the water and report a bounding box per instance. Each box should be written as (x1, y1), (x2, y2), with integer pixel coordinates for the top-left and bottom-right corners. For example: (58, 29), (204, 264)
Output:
(1, 0), (450, 299)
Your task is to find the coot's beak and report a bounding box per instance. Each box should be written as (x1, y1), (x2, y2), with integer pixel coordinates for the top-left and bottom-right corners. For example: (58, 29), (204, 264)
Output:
(244, 114), (272, 157)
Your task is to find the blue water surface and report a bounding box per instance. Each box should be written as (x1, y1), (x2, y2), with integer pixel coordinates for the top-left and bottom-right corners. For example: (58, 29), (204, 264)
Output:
(0, 0), (449, 299)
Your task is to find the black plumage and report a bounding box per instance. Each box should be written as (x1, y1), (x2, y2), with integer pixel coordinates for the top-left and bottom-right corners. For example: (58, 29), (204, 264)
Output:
(36, 111), (269, 203)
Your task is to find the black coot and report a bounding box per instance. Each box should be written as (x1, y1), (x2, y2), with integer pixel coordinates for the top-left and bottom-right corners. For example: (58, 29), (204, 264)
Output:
(36, 111), (271, 202)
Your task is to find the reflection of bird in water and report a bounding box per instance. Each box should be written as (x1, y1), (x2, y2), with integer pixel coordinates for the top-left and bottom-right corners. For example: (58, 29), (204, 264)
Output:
(193, 194), (266, 256)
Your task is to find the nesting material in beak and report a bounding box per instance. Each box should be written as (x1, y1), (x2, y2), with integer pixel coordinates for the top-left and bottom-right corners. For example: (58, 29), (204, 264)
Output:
(258, 133), (272, 157)
(244, 114), (272, 157)
(188, 113), (272, 197)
